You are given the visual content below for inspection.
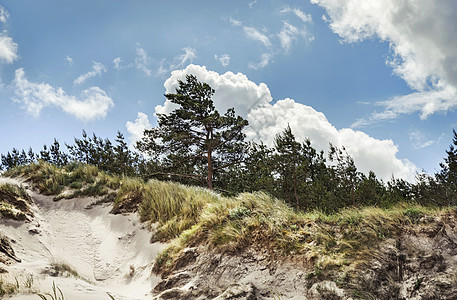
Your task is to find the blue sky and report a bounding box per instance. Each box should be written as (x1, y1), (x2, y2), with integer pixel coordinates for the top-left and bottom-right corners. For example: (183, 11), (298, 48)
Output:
(1, 0), (456, 181)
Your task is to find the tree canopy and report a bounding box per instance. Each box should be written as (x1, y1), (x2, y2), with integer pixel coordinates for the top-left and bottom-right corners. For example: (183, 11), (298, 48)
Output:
(136, 74), (248, 190)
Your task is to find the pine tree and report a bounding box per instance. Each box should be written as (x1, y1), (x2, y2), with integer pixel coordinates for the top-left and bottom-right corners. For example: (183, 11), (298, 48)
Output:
(329, 144), (361, 207)
(437, 129), (457, 206)
(137, 74), (248, 190)
(273, 125), (304, 209)
(114, 131), (135, 176)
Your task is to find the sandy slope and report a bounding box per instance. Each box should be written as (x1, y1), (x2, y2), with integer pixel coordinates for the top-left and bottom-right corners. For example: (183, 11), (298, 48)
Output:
(0, 178), (166, 299)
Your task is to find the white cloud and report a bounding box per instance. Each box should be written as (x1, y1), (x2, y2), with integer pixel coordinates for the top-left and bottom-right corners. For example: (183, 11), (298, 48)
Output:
(135, 47), (152, 76)
(280, 7), (313, 24)
(279, 8), (314, 52)
(0, 6), (9, 24)
(246, 99), (417, 181)
(215, 54), (230, 67)
(352, 85), (457, 127)
(126, 112), (152, 147)
(244, 26), (271, 47)
(156, 47), (197, 77)
(150, 65), (417, 181)
(171, 47), (196, 69)
(74, 61), (106, 85)
(113, 57), (122, 69)
(156, 64), (272, 118)
(0, 31), (18, 63)
(229, 18), (242, 27)
(249, 53), (272, 69)
(65, 55), (73, 66)
(409, 130), (435, 150)
(248, 0), (257, 9)
(278, 21), (300, 53)
(312, 0), (457, 123)
(13, 68), (114, 121)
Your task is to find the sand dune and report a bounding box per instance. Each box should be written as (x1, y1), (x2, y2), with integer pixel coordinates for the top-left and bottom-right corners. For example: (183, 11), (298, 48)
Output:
(1, 178), (166, 299)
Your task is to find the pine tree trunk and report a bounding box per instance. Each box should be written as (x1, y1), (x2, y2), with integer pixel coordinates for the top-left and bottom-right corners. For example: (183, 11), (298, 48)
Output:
(207, 151), (213, 190)
(207, 129), (213, 190)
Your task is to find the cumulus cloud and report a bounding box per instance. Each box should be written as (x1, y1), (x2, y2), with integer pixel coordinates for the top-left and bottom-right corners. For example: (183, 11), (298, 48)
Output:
(312, 0), (457, 124)
(155, 64), (272, 118)
(249, 53), (272, 70)
(215, 54), (230, 67)
(13, 68), (114, 121)
(74, 61), (106, 85)
(126, 112), (152, 146)
(0, 31), (18, 63)
(149, 65), (417, 181)
(246, 99), (417, 181)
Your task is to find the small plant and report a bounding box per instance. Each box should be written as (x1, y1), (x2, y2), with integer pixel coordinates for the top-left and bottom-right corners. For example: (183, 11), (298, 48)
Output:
(404, 208), (424, 224)
(414, 277), (423, 291)
(229, 206), (251, 219)
(23, 274), (34, 290)
(36, 281), (64, 300)
(128, 265), (135, 277)
(69, 181), (83, 189)
(0, 276), (19, 296)
(269, 288), (283, 300)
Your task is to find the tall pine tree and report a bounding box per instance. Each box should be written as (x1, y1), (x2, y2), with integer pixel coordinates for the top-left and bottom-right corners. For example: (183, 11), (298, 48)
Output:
(137, 74), (248, 190)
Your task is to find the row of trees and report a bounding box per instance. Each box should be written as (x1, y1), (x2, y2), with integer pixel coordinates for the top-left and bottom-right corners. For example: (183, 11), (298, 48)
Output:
(1, 131), (140, 177)
(2, 75), (457, 212)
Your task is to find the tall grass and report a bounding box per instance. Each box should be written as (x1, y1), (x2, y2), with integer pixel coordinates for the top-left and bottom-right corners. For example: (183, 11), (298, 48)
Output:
(6, 161), (120, 199)
(5, 162), (454, 286)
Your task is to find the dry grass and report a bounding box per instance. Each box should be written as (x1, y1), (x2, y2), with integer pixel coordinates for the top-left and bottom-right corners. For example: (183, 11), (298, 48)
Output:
(5, 161), (121, 201)
(0, 182), (32, 221)
(4, 162), (453, 285)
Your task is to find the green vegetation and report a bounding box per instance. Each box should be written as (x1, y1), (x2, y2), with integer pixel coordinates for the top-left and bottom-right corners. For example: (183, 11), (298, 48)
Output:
(0, 182), (31, 221)
(1, 157), (455, 297)
(0, 273), (37, 296)
(5, 161), (120, 200)
(48, 262), (79, 278)
(2, 75), (457, 296)
(106, 171), (450, 279)
(2, 75), (457, 214)
(137, 74), (248, 190)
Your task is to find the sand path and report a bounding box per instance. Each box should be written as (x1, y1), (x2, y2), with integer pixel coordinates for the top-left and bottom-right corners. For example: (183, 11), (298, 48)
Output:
(1, 178), (166, 299)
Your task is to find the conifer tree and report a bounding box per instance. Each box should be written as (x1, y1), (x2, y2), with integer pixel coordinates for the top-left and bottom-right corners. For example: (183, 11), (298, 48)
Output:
(137, 74), (248, 190)
(273, 125), (304, 209)
(437, 129), (457, 205)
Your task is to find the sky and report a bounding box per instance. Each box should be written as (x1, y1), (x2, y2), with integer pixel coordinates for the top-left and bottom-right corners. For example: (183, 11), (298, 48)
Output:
(1, 0), (457, 182)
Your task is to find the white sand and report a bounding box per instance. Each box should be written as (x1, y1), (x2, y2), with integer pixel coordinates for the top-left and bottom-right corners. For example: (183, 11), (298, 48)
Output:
(1, 178), (167, 299)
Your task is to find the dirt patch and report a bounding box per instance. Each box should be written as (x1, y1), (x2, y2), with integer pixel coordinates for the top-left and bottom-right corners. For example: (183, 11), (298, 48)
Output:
(152, 246), (313, 299)
(350, 213), (457, 299)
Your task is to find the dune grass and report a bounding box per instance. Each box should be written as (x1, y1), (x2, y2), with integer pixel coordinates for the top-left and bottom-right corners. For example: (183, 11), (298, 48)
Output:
(5, 161), (121, 200)
(0, 273), (37, 297)
(0, 182), (32, 221)
(4, 162), (454, 287)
